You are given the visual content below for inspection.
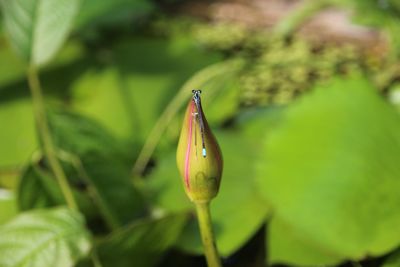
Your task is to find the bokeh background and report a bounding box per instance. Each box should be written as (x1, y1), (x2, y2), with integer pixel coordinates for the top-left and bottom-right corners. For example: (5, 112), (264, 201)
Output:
(1, 0), (400, 266)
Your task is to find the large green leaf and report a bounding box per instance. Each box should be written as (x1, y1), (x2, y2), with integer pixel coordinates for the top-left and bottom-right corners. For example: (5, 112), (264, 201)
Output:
(97, 213), (188, 267)
(1, 0), (80, 66)
(0, 207), (91, 267)
(268, 217), (343, 266)
(256, 78), (400, 265)
(146, 131), (268, 256)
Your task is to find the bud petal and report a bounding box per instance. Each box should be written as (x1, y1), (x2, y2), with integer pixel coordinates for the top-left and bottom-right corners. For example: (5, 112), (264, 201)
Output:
(176, 91), (223, 202)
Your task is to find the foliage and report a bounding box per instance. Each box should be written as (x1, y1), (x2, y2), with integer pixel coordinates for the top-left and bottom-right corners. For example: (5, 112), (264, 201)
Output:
(0, 207), (91, 267)
(195, 23), (397, 105)
(1, 0), (400, 266)
(96, 214), (188, 267)
(259, 78), (400, 265)
(1, 0), (81, 66)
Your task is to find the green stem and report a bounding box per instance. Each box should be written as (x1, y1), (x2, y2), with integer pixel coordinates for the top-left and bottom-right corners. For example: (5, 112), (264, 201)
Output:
(90, 247), (104, 267)
(195, 202), (222, 267)
(274, 0), (330, 37)
(27, 66), (78, 210)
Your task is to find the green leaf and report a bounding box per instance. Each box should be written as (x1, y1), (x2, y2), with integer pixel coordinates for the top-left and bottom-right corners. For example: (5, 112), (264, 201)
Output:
(1, 0), (80, 66)
(75, 0), (153, 30)
(147, 131), (268, 256)
(47, 112), (147, 225)
(268, 217), (343, 266)
(18, 160), (97, 223)
(19, 162), (65, 210)
(0, 207), (91, 267)
(97, 213), (188, 267)
(71, 37), (221, 141)
(71, 68), (137, 140)
(0, 44), (26, 87)
(0, 38), (85, 89)
(48, 112), (126, 159)
(256, 77), (400, 265)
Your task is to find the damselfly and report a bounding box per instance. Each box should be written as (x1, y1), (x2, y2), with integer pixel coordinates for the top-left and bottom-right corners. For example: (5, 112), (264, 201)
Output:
(192, 90), (207, 158)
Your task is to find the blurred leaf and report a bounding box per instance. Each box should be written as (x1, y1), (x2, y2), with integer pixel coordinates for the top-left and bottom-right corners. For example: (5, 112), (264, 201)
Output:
(17, 110), (148, 230)
(116, 37), (222, 143)
(71, 37), (221, 141)
(383, 249), (400, 267)
(146, 131), (268, 256)
(0, 43), (26, 87)
(48, 112), (125, 159)
(235, 108), (340, 266)
(1, 0), (80, 66)
(268, 217), (343, 266)
(0, 207), (91, 267)
(256, 77), (400, 265)
(0, 169), (19, 190)
(79, 155), (146, 226)
(199, 70), (243, 126)
(97, 213), (188, 267)
(0, 39), (85, 91)
(347, 0), (400, 54)
(47, 112), (147, 225)
(19, 162), (65, 210)
(0, 189), (17, 225)
(71, 68), (136, 140)
(75, 0), (153, 30)
(0, 98), (37, 167)
(18, 159), (97, 223)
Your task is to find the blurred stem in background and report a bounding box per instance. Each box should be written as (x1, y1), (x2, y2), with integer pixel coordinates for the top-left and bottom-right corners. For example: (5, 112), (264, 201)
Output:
(26, 66), (77, 210)
(275, 0), (330, 37)
(195, 202), (222, 267)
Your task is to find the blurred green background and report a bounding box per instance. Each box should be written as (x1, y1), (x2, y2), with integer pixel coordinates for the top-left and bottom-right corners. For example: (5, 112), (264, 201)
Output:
(2, 0), (400, 266)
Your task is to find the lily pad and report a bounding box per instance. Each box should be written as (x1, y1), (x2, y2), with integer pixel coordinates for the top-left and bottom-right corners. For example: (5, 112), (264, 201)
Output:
(256, 78), (400, 264)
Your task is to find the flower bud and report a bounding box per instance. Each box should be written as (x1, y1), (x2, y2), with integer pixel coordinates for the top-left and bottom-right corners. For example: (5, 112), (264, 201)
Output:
(176, 90), (223, 203)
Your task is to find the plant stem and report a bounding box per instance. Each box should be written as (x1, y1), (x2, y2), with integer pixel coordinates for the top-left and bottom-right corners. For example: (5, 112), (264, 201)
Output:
(90, 247), (104, 267)
(27, 66), (78, 210)
(195, 202), (222, 267)
(274, 0), (330, 37)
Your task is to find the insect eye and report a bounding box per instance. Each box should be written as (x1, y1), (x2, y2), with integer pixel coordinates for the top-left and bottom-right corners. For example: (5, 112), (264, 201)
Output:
(192, 89), (202, 95)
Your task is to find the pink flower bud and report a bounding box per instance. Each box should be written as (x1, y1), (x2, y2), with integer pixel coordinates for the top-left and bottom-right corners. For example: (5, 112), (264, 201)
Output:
(176, 90), (223, 202)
